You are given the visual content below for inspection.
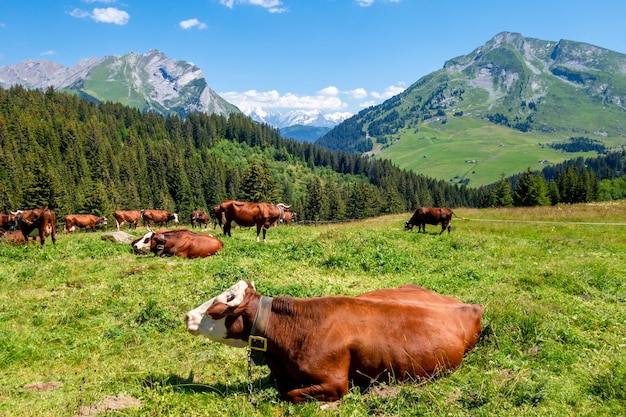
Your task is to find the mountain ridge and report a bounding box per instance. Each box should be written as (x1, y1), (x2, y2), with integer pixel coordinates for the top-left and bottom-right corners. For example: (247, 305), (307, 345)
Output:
(316, 32), (626, 185)
(0, 49), (239, 118)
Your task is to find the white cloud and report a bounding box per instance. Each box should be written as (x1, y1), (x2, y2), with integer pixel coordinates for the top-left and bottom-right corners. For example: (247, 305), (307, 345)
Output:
(220, 83), (406, 115)
(69, 7), (129, 25)
(356, 0), (402, 7)
(180, 18), (208, 30)
(371, 83), (406, 100)
(219, 0), (287, 13)
(220, 88), (347, 114)
(347, 88), (368, 99)
(40, 50), (57, 57)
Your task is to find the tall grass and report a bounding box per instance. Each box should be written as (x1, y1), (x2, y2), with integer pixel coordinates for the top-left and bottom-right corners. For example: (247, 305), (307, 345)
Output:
(1, 202), (624, 416)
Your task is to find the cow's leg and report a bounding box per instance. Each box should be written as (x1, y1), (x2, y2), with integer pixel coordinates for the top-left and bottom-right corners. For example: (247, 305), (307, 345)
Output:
(256, 224), (262, 242)
(223, 219), (231, 237)
(116, 220), (121, 231)
(283, 380), (348, 403)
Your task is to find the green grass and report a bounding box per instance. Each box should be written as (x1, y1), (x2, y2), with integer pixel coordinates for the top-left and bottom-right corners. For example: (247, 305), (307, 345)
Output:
(379, 116), (599, 186)
(1, 202), (625, 416)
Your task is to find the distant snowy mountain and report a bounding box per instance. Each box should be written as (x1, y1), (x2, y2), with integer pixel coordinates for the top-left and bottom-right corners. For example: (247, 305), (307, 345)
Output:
(247, 107), (352, 129)
(0, 50), (239, 118)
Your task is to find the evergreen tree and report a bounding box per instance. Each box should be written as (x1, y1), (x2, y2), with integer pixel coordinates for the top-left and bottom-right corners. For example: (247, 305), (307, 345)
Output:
(240, 160), (279, 202)
(304, 177), (325, 221)
(493, 174), (514, 207)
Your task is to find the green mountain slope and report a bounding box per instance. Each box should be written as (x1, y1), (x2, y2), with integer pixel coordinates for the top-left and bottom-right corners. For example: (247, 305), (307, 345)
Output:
(317, 32), (626, 186)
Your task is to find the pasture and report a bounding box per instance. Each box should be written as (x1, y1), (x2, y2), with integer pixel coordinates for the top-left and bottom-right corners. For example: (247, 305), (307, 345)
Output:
(1, 202), (625, 416)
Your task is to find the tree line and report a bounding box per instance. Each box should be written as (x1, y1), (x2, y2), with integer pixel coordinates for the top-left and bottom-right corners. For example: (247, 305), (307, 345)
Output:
(1, 86), (624, 225)
(0, 86), (473, 223)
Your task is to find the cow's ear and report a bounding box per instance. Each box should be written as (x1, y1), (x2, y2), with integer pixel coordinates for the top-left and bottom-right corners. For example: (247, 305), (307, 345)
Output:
(206, 302), (229, 319)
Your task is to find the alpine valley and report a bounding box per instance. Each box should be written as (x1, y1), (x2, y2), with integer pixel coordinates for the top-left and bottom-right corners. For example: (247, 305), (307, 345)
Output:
(2, 32), (626, 186)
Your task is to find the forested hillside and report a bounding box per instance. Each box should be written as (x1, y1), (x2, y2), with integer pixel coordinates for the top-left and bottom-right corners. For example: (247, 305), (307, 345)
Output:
(0, 86), (477, 223)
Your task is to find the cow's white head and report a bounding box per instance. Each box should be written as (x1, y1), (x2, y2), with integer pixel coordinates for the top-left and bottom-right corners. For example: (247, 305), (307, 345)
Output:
(133, 228), (155, 253)
(184, 280), (253, 348)
(173, 213), (179, 223)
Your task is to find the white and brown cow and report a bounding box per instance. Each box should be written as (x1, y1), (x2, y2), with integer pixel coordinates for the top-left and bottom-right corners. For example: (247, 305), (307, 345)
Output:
(64, 214), (107, 232)
(186, 280), (484, 403)
(133, 228), (223, 258)
(142, 209), (179, 227)
(113, 210), (142, 231)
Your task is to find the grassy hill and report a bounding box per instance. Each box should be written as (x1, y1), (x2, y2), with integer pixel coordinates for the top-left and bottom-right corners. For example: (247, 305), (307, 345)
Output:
(1, 202), (624, 416)
(379, 116), (598, 186)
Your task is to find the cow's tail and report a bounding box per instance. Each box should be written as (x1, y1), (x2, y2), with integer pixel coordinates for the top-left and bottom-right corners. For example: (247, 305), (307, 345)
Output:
(451, 210), (469, 221)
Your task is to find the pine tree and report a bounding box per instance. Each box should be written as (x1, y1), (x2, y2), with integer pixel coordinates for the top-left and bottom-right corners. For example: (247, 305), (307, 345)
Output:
(493, 174), (513, 207)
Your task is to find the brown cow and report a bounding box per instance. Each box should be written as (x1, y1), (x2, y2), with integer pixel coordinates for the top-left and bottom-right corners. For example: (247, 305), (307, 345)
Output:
(142, 209), (179, 227)
(64, 214), (107, 232)
(133, 228), (223, 258)
(217, 200), (291, 242)
(190, 210), (209, 229)
(0, 213), (18, 231)
(1, 230), (27, 244)
(404, 207), (461, 235)
(17, 207), (57, 246)
(280, 210), (296, 225)
(113, 210), (142, 231)
(187, 280), (483, 403)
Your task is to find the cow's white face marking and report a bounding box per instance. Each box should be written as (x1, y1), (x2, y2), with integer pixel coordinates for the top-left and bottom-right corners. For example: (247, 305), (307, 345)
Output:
(133, 230), (155, 253)
(173, 213), (179, 223)
(215, 280), (249, 307)
(185, 296), (247, 348)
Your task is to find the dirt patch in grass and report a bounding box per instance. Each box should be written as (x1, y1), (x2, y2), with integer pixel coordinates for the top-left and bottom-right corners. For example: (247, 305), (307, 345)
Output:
(74, 395), (142, 417)
(23, 381), (63, 392)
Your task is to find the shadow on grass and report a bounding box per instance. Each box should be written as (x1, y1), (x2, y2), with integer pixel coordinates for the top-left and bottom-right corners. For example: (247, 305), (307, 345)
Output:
(143, 371), (274, 397)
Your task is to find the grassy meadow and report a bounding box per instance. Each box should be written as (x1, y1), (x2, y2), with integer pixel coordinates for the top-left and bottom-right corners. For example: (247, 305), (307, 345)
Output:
(1, 202), (625, 416)
(379, 116), (598, 186)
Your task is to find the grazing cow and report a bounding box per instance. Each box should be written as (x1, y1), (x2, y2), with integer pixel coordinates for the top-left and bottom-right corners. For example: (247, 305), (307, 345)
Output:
(113, 210), (142, 231)
(64, 214), (107, 233)
(186, 280), (484, 403)
(133, 228), (223, 258)
(212, 202), (230, 230)
(0, 213), (18, 231)
(190, 210), (209, 229)
(404, 207), (460, 235)
(217, 200), (291, 242)
(17, 207), (57, 246)
(1, 230), (27, 244)
(142, 209), (179, 227)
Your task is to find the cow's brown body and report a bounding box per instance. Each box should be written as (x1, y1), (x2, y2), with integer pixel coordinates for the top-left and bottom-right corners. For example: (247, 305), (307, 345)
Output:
(1, 230), (26, 244)
(0, 213), (17, 231)
(198, 280), (483, 403)
(190, 210), (209, 228)
(18, 207), (57, 246)
(133, 229), (223, 258)
(113, 210), (142, 231)
(64, 214), (107, 232)
(404, 207), (456, 234)
(142, 209), (179, 227)
(216, 200), (290, 242)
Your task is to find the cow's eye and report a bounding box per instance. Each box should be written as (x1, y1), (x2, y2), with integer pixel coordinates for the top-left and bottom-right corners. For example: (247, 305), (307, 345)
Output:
(143, 237), (150, 243)
(226, 294), (235, 302)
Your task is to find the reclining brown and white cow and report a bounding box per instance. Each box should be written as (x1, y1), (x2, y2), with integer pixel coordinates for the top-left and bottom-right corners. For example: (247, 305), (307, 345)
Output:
(133, 228), (223, 258)
(186, 280), (483, 403)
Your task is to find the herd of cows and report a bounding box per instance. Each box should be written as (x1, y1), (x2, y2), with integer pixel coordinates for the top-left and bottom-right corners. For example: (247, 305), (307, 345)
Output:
(2, 202), (479, 403)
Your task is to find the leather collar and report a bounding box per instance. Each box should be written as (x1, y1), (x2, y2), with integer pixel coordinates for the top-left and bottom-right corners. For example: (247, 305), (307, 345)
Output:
(248, 296), (273, 366)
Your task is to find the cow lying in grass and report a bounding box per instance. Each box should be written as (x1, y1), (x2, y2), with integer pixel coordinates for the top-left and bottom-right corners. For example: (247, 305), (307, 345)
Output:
(186, 281), (483, 402)
(133, 228), (223, 258)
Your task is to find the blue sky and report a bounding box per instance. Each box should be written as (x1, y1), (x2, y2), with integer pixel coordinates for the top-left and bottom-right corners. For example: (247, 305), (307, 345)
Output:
(1, 0), (626, 117)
